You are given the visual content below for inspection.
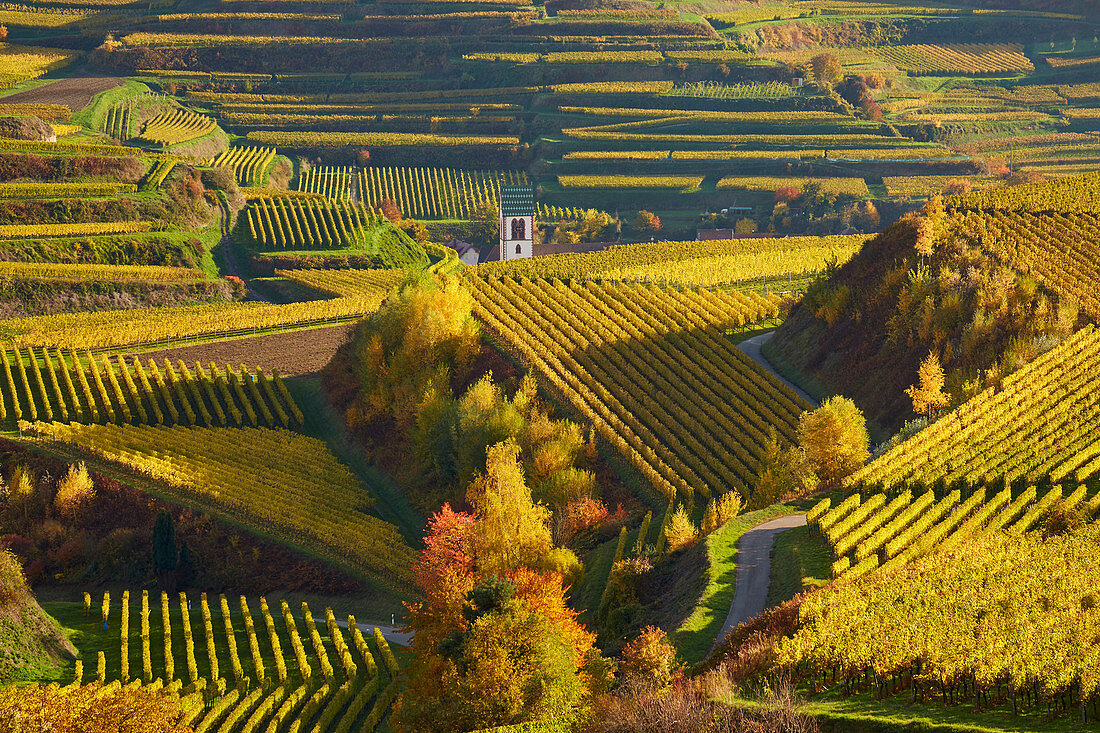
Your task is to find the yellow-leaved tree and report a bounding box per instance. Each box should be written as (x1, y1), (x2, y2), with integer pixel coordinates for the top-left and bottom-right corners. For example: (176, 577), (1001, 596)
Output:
(906, 351), (950, 418)
(797, 397), (869, 488)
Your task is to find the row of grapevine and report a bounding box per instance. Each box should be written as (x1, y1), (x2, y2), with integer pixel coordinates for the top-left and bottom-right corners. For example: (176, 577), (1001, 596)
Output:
(357, 166), (528, 219)
(274, 268), (404, 298)
(244, 196), (379, 250)
(83, 590), (402, 731)
(810, 482), (1097, 578)
(297, 165), (351, 201)
(849, 325), (1100, 489)
(0, 348), (303, 429)
(209, 146), (277, 187)
(474, 234), (868, 281)
(104, 103), (132, 141)
(142, 159), (176, 191)
(36, 424), (416, 584)
(137, 109), (217, 146)
(469, 277), (808, 501)
(0, 294), (387, 350)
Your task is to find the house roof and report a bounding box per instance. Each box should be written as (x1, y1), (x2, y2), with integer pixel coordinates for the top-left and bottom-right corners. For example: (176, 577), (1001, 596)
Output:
(446, 238), (475, 257)
(500, 185), (535, 217)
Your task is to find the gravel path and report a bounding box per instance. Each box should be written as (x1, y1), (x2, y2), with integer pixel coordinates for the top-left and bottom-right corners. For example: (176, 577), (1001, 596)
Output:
(317, 618), (413, 647)
(714, 514), (807, 648)
(737, 331), (819, 407)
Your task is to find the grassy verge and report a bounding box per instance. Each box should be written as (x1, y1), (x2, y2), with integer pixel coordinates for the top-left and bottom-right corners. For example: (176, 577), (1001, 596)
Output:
(671, 503), (795, 665)
(284, 377), (423, 546)
(70, 79), (151, 131)
(765, 523), (831, 608)
(721, 689), (1098, 733)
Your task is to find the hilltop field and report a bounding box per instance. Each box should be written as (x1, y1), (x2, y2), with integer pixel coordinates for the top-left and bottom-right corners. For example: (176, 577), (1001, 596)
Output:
(0, 0), (1098, 731)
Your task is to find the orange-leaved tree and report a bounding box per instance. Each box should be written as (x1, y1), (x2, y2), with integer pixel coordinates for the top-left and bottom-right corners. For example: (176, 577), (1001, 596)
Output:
(394, 439), (600, 732)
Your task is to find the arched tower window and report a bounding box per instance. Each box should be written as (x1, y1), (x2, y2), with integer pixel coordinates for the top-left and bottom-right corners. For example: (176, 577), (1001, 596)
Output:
(516, 244), (522, 255)
(511, 218), (526, 240)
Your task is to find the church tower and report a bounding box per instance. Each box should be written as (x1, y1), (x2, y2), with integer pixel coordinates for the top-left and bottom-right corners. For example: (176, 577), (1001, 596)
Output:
(499, 184), (535, 261)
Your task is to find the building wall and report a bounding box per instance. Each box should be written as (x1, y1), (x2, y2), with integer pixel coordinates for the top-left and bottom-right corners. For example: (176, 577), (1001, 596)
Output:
(500, 214), (534, 260)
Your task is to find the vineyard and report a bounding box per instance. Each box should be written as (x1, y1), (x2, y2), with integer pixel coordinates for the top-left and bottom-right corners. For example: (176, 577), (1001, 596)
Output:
(58, 590), (402, 731)
(296, 166), (351, 201)
(0, 349), (303, 429)
(849, 325), (1100, 489)
(209, 146), (277, 187)
(0, 221), (152, 238)
(808, 481), (1099, 580)
(243, 196), (379, 249)
(474, 234), (868, 283)
(137, 109), (218, 147)
(0, 43), (79, 88)
(0, 182), (138, 198)
(779, 526), (1100, 721)
(0, 296), (387, 350)
(357, 167), (529, 219)
(275, 268), (404, 298)
(469, 277), (809, 501)
(34, 422), (416, 585)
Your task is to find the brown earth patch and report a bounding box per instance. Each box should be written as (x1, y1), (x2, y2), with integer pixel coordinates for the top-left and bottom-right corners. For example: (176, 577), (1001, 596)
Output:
(130, 322), (357, 376)
(2, 76), (121, 112)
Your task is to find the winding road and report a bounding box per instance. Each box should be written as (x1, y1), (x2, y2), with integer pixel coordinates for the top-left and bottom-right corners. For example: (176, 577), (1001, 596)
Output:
(714, 514), (807, 648)
(737, 331), (819, 407)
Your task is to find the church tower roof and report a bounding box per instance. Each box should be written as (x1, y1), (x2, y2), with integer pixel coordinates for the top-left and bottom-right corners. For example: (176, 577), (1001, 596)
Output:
(500, 184), (535, 217)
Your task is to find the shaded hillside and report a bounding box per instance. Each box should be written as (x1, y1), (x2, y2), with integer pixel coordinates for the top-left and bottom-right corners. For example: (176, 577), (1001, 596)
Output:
(0, 550), (75, 682)
(767, 175), (1098, 437)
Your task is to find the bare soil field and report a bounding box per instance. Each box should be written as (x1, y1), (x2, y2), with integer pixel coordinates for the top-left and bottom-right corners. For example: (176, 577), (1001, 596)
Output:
(132, 323), (358, 376)
(2, 75), (120, 111)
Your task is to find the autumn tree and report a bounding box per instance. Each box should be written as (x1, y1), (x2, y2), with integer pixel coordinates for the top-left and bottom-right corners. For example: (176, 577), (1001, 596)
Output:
(797, 397), (869, 488)
(809, 53), (842, 84)
(379, 198), (402, 223)
(54, 462), (94, 519)
(633, 210), (661, 233)
(352, 276), (480, 426)
(751, 427), (789, 509)
(396, 456), (600, 733)
(664, 505), (697, 552)
(906, 352), (949, 418)
(914, 194), (945, 258)
(735, 217), (758, 235)
(618, 626), (680, 689)
(775, 186), (801, 204)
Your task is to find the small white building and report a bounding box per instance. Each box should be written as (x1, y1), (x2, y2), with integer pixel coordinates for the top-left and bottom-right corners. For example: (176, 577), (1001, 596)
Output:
(499, 185), (535, 261)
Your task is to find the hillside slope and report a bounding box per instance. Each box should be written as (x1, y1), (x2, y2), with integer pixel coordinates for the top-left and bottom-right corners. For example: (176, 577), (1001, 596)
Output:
(0, 550), (75, 682)
(767, 173), (1098, 437)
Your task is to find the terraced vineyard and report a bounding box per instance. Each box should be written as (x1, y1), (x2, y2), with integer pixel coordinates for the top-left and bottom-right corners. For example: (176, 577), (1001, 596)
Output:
(848, 325), (1100, 489)
(36, 422), (416, 585)
(243, 196), (380, 249)
(209, 145), (277, 186)
(297, 165), (351, 201)
(0, 349), (303, 429)
(137, 109), (217, 146)
(475, 233), (868, 285)
(358, 166), (529, 219)
(809, 483), (1099, 580)
(66, 589), (401, 731)
(275, 268), (405, 298)
(469, 277), (809, 501)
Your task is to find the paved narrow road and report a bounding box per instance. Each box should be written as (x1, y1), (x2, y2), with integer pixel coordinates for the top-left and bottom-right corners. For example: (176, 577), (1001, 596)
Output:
(737, 331), (819, 407)
(714, 514), (807, 648)
(314, 618), (413, 647)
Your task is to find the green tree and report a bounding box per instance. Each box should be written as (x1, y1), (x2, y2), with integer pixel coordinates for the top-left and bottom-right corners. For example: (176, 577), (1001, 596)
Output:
(151, 510), (177, 581)
(797, 397), (869, 488)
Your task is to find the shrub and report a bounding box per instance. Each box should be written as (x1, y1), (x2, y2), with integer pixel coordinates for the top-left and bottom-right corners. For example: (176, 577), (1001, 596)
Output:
(618, 626), (680, 689)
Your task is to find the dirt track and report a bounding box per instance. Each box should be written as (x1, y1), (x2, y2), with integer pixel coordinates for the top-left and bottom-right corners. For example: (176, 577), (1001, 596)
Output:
(2, 75), (121, 111)
(133, 323), (358, 377)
